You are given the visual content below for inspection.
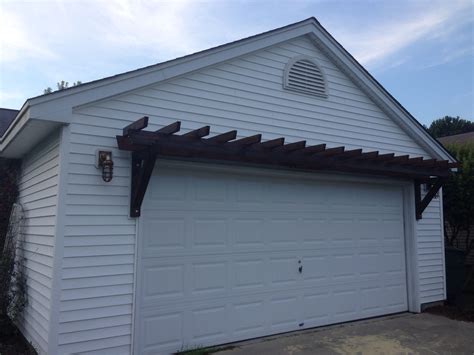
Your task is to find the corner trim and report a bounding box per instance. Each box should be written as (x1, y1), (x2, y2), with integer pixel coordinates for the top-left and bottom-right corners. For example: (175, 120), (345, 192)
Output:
(404, 183), (421, 312)
(47, 124), (71, 354)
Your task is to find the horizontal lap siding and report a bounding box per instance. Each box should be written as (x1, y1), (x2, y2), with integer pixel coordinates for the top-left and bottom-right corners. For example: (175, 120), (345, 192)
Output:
(416, 193), (446, 304)
(59, 126), (134, 354)
(17, 131), (60, 355)
(60, 36), (437, 353)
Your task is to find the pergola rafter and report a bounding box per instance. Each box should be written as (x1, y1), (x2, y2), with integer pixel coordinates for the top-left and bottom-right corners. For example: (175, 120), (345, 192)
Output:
(117, 117), (457, 218)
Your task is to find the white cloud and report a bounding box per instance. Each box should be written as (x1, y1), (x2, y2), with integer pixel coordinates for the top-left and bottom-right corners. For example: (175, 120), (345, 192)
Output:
(0, 0), (472, 109)
(334, 0), (473, 67)
(0, 8), (57, 63)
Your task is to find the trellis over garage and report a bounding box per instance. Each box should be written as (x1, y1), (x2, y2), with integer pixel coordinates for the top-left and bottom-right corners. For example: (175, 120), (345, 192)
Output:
(117, 117), (456, 219)
(0, 17), (457, 355)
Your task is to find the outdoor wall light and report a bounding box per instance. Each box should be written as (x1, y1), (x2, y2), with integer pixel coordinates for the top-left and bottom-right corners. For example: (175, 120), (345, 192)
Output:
(96, 150), (114, 182)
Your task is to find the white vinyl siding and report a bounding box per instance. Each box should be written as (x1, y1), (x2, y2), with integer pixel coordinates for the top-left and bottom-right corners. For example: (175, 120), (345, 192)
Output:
(55, 35), (444, 353)
(16, 130), (60, 355)
(416, 192), (446, 304)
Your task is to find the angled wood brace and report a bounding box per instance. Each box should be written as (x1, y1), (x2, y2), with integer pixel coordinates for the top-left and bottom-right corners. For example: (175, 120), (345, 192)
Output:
(121, 116), (156, 217)
(130, 151), (156, 217)
(414, 178), (445, 220)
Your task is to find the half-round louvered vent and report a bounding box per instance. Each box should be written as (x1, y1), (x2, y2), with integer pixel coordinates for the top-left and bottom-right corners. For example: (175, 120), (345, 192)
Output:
(283, 56), (327, 98)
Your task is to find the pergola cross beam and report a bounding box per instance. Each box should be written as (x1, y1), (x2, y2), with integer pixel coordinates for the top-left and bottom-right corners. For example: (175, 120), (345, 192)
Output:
(117, 118), (457, 217)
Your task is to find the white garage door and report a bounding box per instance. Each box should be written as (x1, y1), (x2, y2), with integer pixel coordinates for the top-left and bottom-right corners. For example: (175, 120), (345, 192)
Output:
(136, 162), (408, 354)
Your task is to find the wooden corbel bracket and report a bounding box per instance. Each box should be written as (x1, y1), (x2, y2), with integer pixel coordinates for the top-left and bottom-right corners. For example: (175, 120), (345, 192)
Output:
(414, 178), (445, 220)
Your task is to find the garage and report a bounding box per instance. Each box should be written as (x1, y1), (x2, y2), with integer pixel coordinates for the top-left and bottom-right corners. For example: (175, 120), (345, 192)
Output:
(3, 17), (458, 355)
(135, 161), (408, 354)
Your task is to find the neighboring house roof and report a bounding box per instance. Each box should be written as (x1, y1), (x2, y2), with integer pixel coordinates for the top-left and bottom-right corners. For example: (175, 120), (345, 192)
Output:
(0, 108), (19, 137)
(438, 132), (474, 145)
(0, 17), (456, 162)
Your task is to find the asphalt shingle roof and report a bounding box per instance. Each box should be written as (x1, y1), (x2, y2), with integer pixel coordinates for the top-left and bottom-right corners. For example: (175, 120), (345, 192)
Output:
(438, 132), (474, 145)
(0, 108), (19, 137)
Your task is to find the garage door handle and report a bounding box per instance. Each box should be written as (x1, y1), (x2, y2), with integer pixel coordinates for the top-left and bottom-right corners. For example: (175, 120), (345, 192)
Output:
(298, 265), (303, 273)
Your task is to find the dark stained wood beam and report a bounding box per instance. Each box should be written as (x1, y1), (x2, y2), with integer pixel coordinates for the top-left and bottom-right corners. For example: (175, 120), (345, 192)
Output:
(414, 180), (422, 220)
(434, 160), (449, 168)
(302, 144), (326, 155)
(391, 155), (409, 163)
(415, 178), (444, 220)
(275, 140), (306, 153)
(205, 130), (237, 144)
(120, 131), (452, 178)
(130, 151), (156, 217)
(313, 146), (344, 157)
(257, 137), (285, 150)
(156, 121), (181, 135)
(376, 153), (395, 162)
(358, 151), (379, 160)
(338, 149), (363, 159)
(123, 116), (149, 136)
(421, 159), (437, 167)
(405, 157), (423, 166)
(117, 121), (457, 217)
(182, 125), (210, 139)
(229, 134), (262, 147)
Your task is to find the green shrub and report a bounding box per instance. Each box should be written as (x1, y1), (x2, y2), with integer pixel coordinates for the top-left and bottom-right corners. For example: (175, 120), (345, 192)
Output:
(443, 142), (474, 252)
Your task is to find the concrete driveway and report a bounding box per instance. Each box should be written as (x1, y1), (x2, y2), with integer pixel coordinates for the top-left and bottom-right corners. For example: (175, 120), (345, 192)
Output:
(217, 313), (474, 354)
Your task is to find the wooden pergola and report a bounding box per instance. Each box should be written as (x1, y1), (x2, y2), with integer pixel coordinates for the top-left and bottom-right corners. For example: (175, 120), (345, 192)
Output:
(116, 117), (457, 218)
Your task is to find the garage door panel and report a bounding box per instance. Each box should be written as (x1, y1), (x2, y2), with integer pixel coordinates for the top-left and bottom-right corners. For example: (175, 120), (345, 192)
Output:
(150, 170), (188, 202)
(331, 252), (358, 281)
(231, 218), (265, 247)
(192, 217), (228, 248)
(301, 290), (331, 326)
(137, 163), (408, 354)
(266, 217), (300, 246)
(191, 304), (228, 342)
(269, 255), (300, 287)
(232, 257), (265, 290)
(301, 254), (329, 283)
(141, 262), (185, 303)
(142, 216), (187, 252)
(269, 294), (300, 331)
(231, 300), (265, 336)
(332, 286), (359, 320)
(300, 217), (328, 246)
(192, 260), (228, 296)
(141, 311), (183, 354)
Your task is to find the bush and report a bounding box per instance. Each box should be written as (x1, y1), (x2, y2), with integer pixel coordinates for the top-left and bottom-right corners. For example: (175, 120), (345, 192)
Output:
(443, 142), (474, 253)
(0, 159), (27, 323)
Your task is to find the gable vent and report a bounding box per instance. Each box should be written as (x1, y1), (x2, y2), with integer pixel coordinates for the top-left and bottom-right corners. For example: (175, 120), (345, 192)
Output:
(283, 56), (327, 98)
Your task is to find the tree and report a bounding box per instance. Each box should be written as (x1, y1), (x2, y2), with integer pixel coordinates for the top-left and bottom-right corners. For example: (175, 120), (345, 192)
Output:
(427, 116), (474, 138)
(443, 142), (474, 254)
(43, 80), (82, 94)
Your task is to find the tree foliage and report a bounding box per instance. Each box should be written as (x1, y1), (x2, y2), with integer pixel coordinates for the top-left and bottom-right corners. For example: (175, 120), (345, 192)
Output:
(443, 142), (474, 253)
(43, 80), (82, 94)
(427, 116), (474, 138)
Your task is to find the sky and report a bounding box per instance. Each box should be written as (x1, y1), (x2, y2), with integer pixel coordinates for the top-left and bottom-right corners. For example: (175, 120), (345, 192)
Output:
(0, 0), (472, 126)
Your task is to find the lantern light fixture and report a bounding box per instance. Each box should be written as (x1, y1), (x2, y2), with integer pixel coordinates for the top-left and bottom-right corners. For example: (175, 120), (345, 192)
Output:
(96, 150), (114, 182)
